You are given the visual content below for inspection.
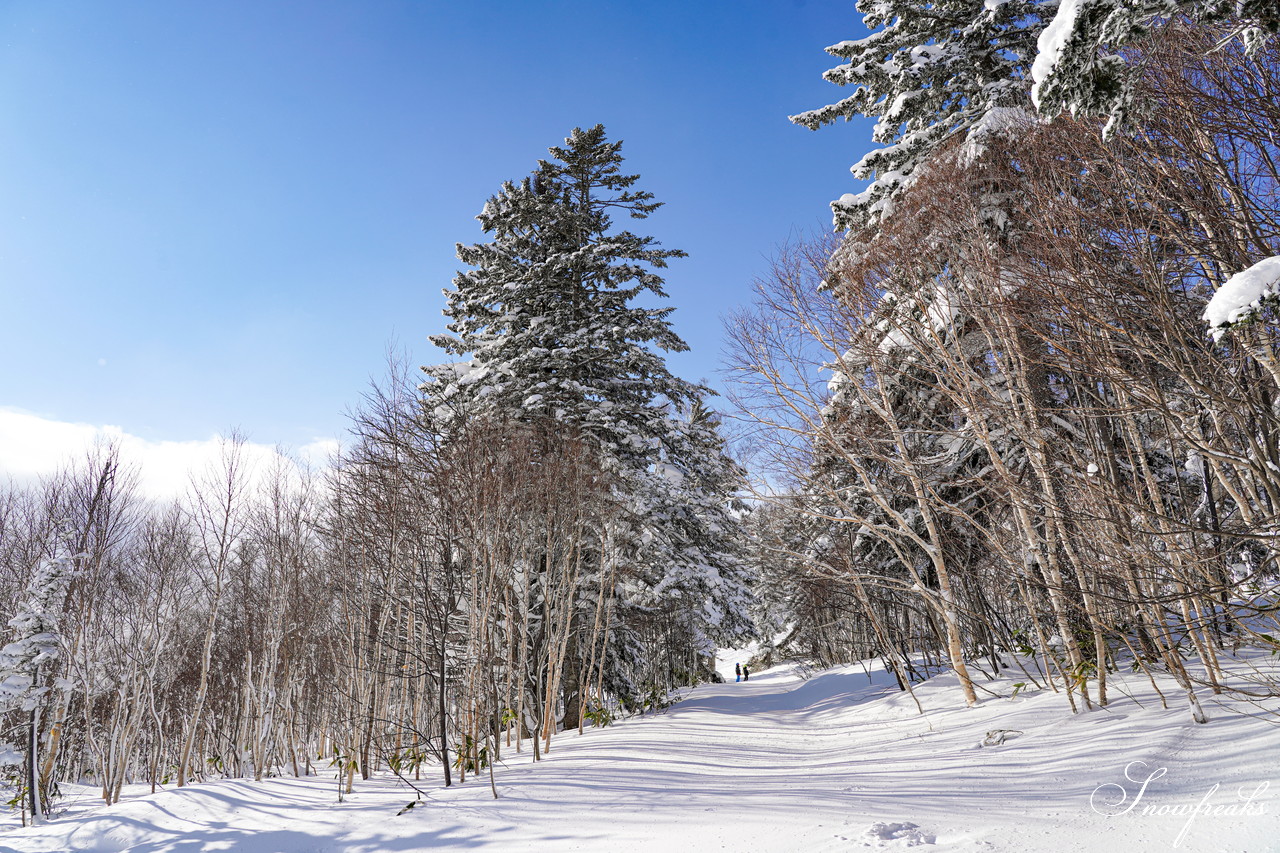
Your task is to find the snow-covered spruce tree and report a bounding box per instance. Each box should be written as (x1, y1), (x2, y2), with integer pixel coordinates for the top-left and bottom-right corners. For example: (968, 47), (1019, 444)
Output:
(789, 0), (1050, 230)
(425, 125), (753, 734)
(792, 1), (1277, 229)
(1031, 0), (1279, 136)
(428, 124), (696, 461)
(0, 551), (76, 823)
(624, 401), (757, 690)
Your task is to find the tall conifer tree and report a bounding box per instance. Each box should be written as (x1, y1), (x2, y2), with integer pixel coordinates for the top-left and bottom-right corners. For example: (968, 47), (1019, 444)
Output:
(425, 125), (755, 704)
(428, 124), (695, 471)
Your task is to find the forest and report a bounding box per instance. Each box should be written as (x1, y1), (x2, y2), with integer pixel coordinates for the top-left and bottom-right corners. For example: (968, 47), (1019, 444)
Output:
(2, 0), (1280, 829)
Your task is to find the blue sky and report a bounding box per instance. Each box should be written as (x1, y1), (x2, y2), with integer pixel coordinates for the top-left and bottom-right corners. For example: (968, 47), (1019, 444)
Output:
(0, 0), (873, 457)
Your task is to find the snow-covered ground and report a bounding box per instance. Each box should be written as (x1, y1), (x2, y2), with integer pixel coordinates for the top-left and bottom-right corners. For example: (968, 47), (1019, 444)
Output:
(2, 654), (1276, 852)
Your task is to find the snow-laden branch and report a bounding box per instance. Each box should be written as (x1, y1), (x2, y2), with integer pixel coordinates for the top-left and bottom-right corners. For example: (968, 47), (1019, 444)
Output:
(1203, 255), (1280, 341)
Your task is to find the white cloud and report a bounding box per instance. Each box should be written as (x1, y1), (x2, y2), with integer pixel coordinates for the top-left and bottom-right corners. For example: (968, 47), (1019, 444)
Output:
(0, 407), (340, 500)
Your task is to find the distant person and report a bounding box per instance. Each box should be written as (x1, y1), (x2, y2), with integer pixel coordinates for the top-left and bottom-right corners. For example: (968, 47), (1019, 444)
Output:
(735, 662), (741, 683)
(743, 665), (750, 682)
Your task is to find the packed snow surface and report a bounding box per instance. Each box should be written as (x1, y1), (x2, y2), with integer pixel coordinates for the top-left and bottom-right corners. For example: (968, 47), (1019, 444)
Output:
(2, 653), (1277, 852)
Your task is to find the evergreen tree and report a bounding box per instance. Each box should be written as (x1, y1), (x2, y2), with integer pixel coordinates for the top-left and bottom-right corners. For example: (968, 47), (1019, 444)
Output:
(792, 1), (1277, 230)
(637, 402), (757, 655)
(425, 124), (756, 707)
(427, 124), (696, 471)
(0, 551), (76, 823)
(1031, 0), (1278, 135)
(789, 0), (1049, 230)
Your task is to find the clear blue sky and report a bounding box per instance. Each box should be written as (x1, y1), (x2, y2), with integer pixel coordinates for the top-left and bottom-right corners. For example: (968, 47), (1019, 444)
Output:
(0, 0), (873, 450)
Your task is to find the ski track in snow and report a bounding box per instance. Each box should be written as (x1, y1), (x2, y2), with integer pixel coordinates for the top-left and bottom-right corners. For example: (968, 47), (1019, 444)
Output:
(2, 655), (1277, 852)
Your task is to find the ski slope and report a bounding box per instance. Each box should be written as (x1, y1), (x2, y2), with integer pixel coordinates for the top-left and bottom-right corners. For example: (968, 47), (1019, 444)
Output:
(2, 654), (1276, 852)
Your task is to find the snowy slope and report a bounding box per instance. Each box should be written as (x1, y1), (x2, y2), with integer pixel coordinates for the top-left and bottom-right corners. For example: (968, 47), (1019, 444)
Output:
(2, 656), (1276, 852)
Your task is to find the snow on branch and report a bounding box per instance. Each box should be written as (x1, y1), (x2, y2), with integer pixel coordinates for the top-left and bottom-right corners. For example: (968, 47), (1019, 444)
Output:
(1203, 255), (1280, 341)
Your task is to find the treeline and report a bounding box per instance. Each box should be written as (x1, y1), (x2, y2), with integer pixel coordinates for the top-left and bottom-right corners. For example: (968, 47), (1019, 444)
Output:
(734, 22), (1280, 717)
(0, 125), (753, 822)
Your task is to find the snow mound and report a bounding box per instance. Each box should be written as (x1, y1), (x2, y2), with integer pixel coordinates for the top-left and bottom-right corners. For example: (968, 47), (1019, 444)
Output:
(981, 729), (1023, 747)
(864, 821), (937, 847)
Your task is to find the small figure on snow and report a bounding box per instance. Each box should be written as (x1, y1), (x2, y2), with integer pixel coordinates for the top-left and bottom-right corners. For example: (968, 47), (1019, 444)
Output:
(742, 665), (750, 682)
(735, 662), (741, 683)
